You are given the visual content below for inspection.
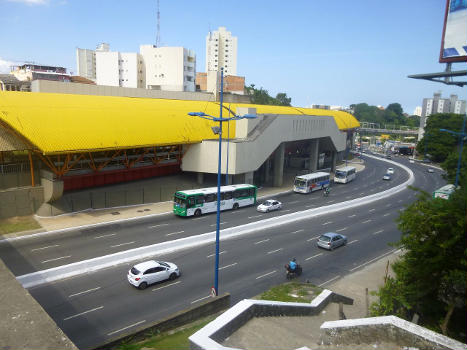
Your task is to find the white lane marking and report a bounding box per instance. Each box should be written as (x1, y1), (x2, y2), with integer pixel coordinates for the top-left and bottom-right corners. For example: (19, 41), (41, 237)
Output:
(397, 200), (403, 203)
(336, 227), (347, 232)
(359, 192), (365, 195)
(385, 204), (391, 208)
(210, 222), (227, 227)
(111, 241), (135, 248)
(326, 200), (335, 204)
(307, 235), (320, 242)
(152, 281), (181, 291)
(369, 209), (376, 212)
(166, 231), (184, 236)
(192, 217), (207, 221)
(288, 201), (300, 204)
(31, 244), (59, 252)
(94, 233), (116, 239)
(346, 196), (352, 199)
(254, 239), (270, 245)
(64, 306), (104, 321)
(281, 209), (292, 213)
(219, 262), (237, 270)
(191, 295), (211, 304)
(383, 213), (390, 217)
(348, 214), (356, 218)
(148, 223), (169, 229)
(256, 270), (277, 279)
(322, 221), (333, 225)
(349, 249), (397, 272)
(305, 253), (323, 261)
(267, 248), (283, 254)
(362, 219), (372, 224)
(348, 239), (359, 245)
(305, 205), (315, 208)
(42, 256), (72, 264)
(373, 230), (384, 235)
(69, 287), (101, 298)
(318, 275), (340, 287)
(107, 320), (146, 336)
(291, 229), (304, 234)
(248, 214), (263, 219)
(207, 251), (226, 258)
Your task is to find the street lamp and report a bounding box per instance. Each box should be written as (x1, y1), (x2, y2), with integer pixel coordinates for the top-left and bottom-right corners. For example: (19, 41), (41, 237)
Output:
(440, 114), (466, 188)
(188, 68), (256, 296)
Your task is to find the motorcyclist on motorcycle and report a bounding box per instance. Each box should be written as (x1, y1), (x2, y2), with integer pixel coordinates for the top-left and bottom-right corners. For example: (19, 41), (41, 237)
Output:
(324, 186), (331, 196)
(287, 258), (297, 273)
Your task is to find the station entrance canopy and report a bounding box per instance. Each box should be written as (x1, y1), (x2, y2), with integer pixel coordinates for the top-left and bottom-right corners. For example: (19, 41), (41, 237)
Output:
(0, 91), (359, 155)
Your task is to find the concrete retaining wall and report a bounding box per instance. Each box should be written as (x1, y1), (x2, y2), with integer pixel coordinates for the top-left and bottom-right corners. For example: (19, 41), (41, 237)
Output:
(0, 171), (39, 190)
(320, 316), (467, 350)
(0, 186), (44, 219)
(93, 293), (230, 350)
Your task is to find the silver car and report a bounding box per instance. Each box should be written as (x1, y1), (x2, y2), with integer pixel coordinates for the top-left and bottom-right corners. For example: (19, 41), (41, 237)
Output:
(128, 260), (180, 290)
(317, 232), (347, 250)
(257, 199), (282, 213)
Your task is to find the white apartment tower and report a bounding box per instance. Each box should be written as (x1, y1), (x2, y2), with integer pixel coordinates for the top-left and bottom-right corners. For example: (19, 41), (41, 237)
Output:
(140, 45), (196, 92)
(76, 43), (110, 81)
(206, 27), (237, 75)
(95, 51), (144, 88)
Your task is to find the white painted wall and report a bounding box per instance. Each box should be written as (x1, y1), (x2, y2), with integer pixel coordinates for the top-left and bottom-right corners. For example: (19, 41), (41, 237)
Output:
(140, 45), (196, 92)
(95, 51), (143, 88)
(76, 48), (96, 81)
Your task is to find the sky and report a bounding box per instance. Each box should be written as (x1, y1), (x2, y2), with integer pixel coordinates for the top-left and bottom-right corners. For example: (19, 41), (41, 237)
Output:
(1, 0), (466, 115)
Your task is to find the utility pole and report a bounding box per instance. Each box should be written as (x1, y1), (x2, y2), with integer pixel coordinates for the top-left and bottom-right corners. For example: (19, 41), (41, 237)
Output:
(156, 0), (160, 47)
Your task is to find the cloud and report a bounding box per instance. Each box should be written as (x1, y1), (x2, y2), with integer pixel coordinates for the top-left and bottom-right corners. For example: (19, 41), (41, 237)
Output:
(7, 0), (49, 5)
(0, 58), (18, 73)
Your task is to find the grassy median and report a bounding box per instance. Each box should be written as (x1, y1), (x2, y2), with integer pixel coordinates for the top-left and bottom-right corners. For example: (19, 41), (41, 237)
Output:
(0, 216), (41, 235)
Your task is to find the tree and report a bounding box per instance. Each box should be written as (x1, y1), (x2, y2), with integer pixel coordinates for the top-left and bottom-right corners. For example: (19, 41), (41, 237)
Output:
(438, 270), (466, 335)
(442, 146), (467, 186)
(371, 188), (467, 340)
(386, 103), (403, 117)
(245, 84), (292, 106)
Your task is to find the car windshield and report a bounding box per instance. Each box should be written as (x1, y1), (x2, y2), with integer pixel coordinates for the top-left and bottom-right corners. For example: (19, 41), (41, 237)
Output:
(263, 201), (273, 206)
(159, 262), (169, 268)
(173, 195), (186, 208)
(130, 267), (141, 275)
(335, 170), (346, 178)
(294, 179), (307, 187)
(319, 235), (331, 242)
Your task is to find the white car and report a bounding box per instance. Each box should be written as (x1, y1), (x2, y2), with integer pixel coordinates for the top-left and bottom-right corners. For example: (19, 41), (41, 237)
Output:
(427, 168), (435, 173)
(128, 260), (180, 290)
(383, 174), (391, 181)
(409, 159), (415, 164)
(387, 168), (394, 174)
(257, 199), (282, 212)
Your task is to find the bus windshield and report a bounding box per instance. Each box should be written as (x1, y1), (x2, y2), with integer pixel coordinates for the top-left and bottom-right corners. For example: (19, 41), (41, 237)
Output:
(173, 195), (186, 208)
(335, 170), (346, 178)
(294, 179), (307, 187)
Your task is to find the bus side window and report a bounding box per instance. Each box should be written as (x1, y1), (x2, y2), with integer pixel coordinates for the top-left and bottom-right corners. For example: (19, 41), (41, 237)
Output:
(205, 194), (216, 203)
(188, 197), (195, 208)
(249, 188), (255, 196)
(224, 192), (233, 200)
(195, 196), (204, 205)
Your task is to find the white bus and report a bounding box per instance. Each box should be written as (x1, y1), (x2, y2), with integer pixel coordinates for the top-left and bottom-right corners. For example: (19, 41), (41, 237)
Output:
(293, 172), (330, 193)
(433, 184), (456, 200)
(173, 184), (257, 217)
(334, 166), (357, 184)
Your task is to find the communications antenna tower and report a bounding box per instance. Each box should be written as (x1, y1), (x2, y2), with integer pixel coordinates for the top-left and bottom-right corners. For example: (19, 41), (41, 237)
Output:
(156, 0), (160, 47)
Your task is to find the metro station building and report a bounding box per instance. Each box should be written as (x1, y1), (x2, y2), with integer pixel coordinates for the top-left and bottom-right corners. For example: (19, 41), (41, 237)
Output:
(0, 84), (359, 217)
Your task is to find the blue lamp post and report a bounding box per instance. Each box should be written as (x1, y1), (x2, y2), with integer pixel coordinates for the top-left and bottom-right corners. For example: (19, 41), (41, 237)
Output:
(440, 114), (466, 188)
(188, 68), (256, 296)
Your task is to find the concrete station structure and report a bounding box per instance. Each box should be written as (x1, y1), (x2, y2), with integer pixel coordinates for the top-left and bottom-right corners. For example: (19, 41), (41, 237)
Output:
(0, 89), (359, 217)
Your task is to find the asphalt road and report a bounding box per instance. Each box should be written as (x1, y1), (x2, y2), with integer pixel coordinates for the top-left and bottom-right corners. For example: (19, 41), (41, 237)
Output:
(1, 155), (445, 349)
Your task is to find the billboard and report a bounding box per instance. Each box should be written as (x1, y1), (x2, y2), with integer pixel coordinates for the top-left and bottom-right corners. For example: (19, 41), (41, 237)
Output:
(440, 0), (467, 62)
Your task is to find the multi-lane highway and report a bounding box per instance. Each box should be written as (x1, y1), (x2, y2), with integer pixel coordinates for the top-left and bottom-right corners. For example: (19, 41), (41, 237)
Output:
(0, 155), (445, 349)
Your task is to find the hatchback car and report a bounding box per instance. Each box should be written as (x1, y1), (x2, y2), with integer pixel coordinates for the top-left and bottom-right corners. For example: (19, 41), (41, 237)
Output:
(387, 168), (394, 174)
(128, 260), (180, 290)
(257, 199), (282, 212)
(317, 232), (347, 250)
(383, 174), (391, 181)
(427, 168), (434, 173)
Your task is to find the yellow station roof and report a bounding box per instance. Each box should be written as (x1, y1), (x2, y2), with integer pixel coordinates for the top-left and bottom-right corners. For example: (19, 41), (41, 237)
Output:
(0, 91), (359, 155)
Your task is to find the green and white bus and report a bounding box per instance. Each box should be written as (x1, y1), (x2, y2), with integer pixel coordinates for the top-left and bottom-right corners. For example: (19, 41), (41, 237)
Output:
(433, 184), (456, 200)
(173, 184), (257, 217)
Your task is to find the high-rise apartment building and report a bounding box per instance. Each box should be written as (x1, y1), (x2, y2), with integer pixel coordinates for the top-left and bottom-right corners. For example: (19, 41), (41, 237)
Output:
(140, 45), (196, 92)
(418, 92), (466, 140)
(413, 106), (422, 117)
(95, 51), (144, 88)
(76, 43), (110, 81)
(206, 27), (237, 75)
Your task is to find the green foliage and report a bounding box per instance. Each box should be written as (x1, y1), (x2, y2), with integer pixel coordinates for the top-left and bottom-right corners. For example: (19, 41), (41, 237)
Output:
(441, 138), (467, 186)
(371, 188), (467, 338)
(260, 282), (320, 303)
(245, 84), (292, 106)
(352, 102), (413, 128)
(416, 113), (464, 162)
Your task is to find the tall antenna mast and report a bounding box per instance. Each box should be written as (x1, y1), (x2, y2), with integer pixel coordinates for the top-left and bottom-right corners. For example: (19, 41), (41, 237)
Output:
(156, 0), (161, 47)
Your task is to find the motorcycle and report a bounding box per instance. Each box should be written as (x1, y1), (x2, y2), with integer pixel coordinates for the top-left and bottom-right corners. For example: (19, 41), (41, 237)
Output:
(323, 187), (331, 197)
(285, 263), (302, 279)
